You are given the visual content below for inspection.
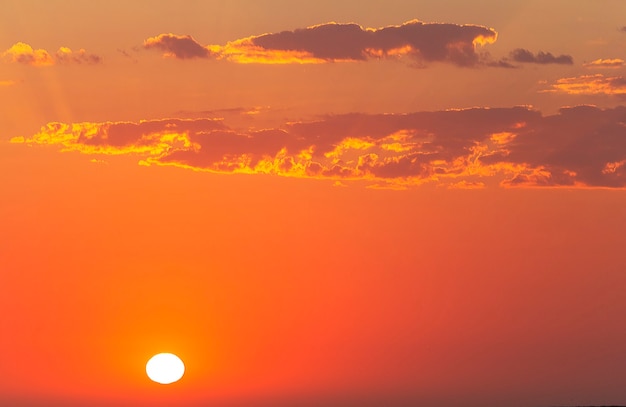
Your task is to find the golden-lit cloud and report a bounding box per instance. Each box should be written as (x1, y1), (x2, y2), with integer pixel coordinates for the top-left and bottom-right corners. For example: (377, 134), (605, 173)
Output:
(3, 42), (53, 66)
(9, 119), (225, 161)
(509, 48), (573, 65)
(583, 58), (625, 68)
(0, 80), (16, 86)
(2, 42), (101, 66)
(446, 180), (486, 189)
(543, 74), (626, 96)
(13, 106), (626, 188)
(143, 20), (498, 66)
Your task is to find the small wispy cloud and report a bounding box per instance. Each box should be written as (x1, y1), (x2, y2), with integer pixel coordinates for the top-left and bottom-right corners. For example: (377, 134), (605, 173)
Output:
(446, 180), (486, 189)
(583, 58), (624, 68)
(55, 47), (102, 64)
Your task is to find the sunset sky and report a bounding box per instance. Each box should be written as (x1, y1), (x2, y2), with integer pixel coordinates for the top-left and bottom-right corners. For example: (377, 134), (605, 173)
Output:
(1, 1), (626, 406)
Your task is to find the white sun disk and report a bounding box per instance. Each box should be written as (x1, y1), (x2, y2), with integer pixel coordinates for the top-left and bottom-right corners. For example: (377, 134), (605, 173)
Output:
(146, 353), (185, 384)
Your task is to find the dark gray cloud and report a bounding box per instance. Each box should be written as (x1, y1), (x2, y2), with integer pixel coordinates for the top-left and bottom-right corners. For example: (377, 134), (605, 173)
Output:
(244, 20), (498, 66)
(482, 106), (626, 187)
(143, 20), (498, 67)
(510, 48), (573, 65)
(485, 58), (518, 69)
(144, 34), (212, 59)
(140, 21), (582, 71)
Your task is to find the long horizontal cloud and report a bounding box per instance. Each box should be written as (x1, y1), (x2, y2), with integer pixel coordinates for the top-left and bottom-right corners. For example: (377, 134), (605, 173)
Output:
(12, 106), (626, 188)
(2, 42), (101, 66)
(583, 58), (624, 68)
(144, 20), (498, 66)
(509, 48), (573, 65)
(543, 74), (626, 96)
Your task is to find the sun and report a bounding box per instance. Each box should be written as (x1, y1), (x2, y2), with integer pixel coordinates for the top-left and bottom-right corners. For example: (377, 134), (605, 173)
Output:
(146, 353), (185, 384)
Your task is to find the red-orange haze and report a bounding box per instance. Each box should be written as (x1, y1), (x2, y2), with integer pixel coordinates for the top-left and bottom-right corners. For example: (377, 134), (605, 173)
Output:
(1, 1), (626, 406)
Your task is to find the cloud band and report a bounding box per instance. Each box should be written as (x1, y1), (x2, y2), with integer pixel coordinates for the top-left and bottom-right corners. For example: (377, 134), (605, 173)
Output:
(12, 106), (626, 189)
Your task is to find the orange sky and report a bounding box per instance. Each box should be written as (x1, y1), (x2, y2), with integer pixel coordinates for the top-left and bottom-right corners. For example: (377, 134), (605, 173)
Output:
(1, 1), (626, 406)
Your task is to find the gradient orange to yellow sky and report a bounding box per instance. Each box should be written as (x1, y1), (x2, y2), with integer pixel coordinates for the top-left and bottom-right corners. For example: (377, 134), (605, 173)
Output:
(1, 1), (626, 406)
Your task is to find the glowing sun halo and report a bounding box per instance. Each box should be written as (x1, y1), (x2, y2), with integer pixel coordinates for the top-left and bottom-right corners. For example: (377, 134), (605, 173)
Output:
(146, 353), (185, 384)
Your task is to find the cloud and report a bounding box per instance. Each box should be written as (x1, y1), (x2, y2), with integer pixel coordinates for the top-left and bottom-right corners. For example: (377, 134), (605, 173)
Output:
(2, 42), (101, 66)
(2, 42), (53, 66)
(144, 20), (498, 66)
(144, 33), (213, 59)
(0, 80), (16, 86)
(542, 74), (626, 96)
(486, 59), (518, 69)
(583, 58), (624, 68)
(12, 106), (626, 188)
(225, 20), (498, 66)
(481, 105), (626, 188)
(446, 180), (486, 189)
(509, 48), (573, 65)
(55, 47), (102, 64)
(116, 48), (140, 63)
(174, 106), (267, 118)
(89, 158), (108, 165)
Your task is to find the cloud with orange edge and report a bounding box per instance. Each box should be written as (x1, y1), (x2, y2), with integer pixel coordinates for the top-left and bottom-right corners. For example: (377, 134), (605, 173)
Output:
(2, 42), (101, 66)
(12, 106), (626, 189)
(583, 58), (625, 68)
(144, 19), (498, 67)
(542, 74), (626, 97)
